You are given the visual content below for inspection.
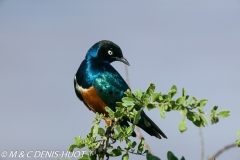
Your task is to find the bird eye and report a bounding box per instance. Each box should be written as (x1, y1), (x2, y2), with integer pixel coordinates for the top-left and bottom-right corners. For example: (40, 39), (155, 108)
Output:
(108, 50), (113, 55)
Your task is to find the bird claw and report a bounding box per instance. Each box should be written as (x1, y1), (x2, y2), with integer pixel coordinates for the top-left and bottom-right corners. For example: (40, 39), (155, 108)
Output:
(105, 126), (114, 135)
(105, 126), (116, 144)
(110, 136), (116, 144)
(105, 153), (109, 160)
(93, 144), (111, 160)
(93, 144), (104, 159)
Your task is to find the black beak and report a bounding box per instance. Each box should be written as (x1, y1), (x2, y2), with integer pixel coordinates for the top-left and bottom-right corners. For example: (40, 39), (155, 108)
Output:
(114, 57), (130, 66)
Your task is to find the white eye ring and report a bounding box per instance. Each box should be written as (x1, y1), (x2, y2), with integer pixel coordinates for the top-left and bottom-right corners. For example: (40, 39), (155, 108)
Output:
(108, 50), (113, 55)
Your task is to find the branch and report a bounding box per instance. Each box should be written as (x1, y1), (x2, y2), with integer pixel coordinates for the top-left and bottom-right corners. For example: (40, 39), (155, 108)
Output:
(69, 81), (231, 160)
(100, 118), (119, 160)
(199, 128), (204, 160)
(121, 149), (145, 156)
(208, 143), (237, 160)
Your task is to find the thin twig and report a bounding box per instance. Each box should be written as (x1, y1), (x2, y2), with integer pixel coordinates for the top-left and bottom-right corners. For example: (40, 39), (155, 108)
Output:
(99, 139), (106, 160)
(103, 133), (110, 160)
(124, 65), (130, 87)
(121, 149), (145, 156)
(199, 128), (204, 160)
(124, 64), (152, 153)
(208, 143), (237, 160)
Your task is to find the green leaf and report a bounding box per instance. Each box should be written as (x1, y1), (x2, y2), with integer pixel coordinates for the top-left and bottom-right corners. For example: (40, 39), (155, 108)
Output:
(200, 114), (208, 126)
(186, 112), (205, 127)
(162, 94), (170, 102)
(160, 107), (166, 119)
(192, 112), (200, 121)
(126, 105), (134, 112)
(179, 116), (187, 133)
(152, 93), (161, 102)
(124, 89), (132, 97)
(171, 85), (177, 94)
(126, 126), (134, 135)
(159, 95), (163, 101)
(84, 137), (90, 144)
(217, 110), (230, 118)
(210, 106), (218, 115)
(199, 99), (208, 107)
(167, 151), (178, 160)
(176, 97), (185, 105)
(133, 109), (142, 124)
(122, 153), (129, 160)
(210, 106), (218, 124)
(95, 112), (104, 119)
(116, 102), (124, 107)
(180, 107), (187, 116)
(236, 139), (240, 147)
(180, 156), (185, 160)
(146, 83), (155, 95)
(122, 97), (135, 105)
(198, 107), (203, 114)
(78, 154), (91, 160)
(92, 124), (98, 138)
(171, 85), (177, 91)
(68, 144), (77, 152)
(74, 136), (82, 145)
(116, 125), (123, 133)
(189, 97), (198, 108)
(164, 104), (170, 111)
(126, 139), (136, 149)
(142, 93), (150, 104)
(135, 89), (143, 99)
(137, 137), (145, 154)
(114, 111), (122, 118)
(98, 127), (105, 136)
(132, 141), (137, 148)
(235, 132), (240, 147)
(168, 85), (177, 98)
(147, 103), (155, 111)
(193, 119), (204, 127)
(211, 116), (219, 124)
(90, 142), (100, 150)
(105, 107), (114, 117)
(146, 152), (161, 160)
(109, 146), (122, 157)
(126, 138), (131, 147)
(182, 88), (186, 97)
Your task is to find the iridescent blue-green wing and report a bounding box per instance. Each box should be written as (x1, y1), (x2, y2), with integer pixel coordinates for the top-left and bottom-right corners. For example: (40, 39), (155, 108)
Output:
(93, 72), (129, 111)
(93, 72), (137, 137)
(93, 72), (167, 139)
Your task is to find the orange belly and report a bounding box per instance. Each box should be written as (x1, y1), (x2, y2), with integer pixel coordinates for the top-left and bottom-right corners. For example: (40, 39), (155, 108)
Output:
(80, 86), (110, 126)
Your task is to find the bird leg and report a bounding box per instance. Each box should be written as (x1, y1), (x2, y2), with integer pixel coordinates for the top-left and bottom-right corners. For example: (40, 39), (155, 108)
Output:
(93, 144), (104, 160)
(109, 136), (116, 144)
(105, 152), (109, 160)
(105, 125), (116, 144)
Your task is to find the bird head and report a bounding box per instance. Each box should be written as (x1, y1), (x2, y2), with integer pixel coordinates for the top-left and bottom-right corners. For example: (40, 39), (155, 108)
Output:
(86, 40), (130, 66)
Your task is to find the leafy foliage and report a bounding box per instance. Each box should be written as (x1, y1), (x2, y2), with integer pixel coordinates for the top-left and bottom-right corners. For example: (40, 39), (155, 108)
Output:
(69, 84), (230, 160)
(236, 131), (240, 147)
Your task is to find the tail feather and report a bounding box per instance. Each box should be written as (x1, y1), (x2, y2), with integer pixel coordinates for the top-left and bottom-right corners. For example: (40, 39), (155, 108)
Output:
(137, 111), (167, 139)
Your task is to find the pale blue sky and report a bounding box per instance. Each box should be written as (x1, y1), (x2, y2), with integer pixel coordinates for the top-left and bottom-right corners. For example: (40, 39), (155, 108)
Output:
(0, 1), (240, 160)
